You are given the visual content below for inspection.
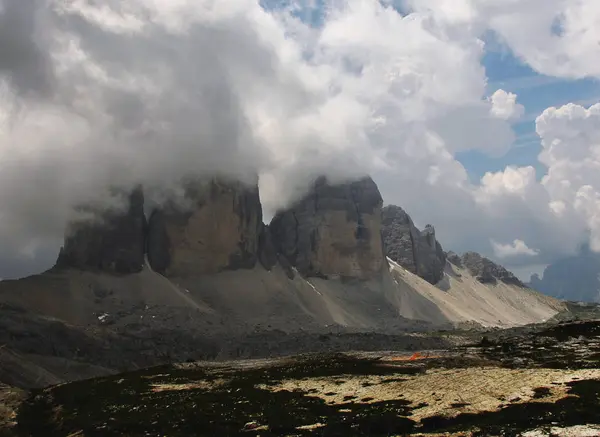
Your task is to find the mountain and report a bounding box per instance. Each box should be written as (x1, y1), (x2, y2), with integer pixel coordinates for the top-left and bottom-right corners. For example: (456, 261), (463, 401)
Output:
(381, 205), (446, 284)
(270, 176), (385, 280)
(453, 251), (526, 287)
(54, 187), (146, 274)
(0, 175), (566, 389)
(146, 177), (264, 276)
(529, 245), (600, 303)
(387, 256), (564, 327)
(380, 208), (561, 326)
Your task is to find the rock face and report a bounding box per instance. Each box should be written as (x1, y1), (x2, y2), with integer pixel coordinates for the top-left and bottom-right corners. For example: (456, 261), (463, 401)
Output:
(270, 176), (385, 280)
(445, 251), (463, 268)
(528, 245), (600, 302)
(381, 205), (446, 284)
(460, 252), (525, 287)
(257, 225), (278, 271)
(146, 178), (263, 277)
(53, 175), (391, 282)
(55, 188), (146, 274)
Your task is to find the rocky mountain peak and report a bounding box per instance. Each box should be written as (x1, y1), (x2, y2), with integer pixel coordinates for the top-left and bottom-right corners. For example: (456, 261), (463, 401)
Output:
(146, 177), (263, 277)
(55, 187), (146, 274)
(459, 251), (526, 287)
(52, 175), (391, 282)
(381, 205), (446, 284)
(270, 176), (386, 280)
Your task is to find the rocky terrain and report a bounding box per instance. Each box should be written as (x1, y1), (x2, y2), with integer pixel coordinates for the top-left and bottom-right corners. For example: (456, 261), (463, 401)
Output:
(450, 251), (526, 287)
(388, 258), (564, 327)
(4, 320), (600, 436)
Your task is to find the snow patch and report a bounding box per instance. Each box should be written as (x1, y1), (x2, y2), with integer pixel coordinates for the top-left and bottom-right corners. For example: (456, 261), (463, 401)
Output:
(387, 257), (403, 271)
(306, 280), (322, 296)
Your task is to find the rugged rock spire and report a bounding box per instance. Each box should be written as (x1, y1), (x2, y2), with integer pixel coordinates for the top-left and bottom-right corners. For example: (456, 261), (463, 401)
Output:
(55, 187), (146, 274)
(381, 205), (446, 284)
(270, 176), (386, 280)
(146, 177), (263, 277)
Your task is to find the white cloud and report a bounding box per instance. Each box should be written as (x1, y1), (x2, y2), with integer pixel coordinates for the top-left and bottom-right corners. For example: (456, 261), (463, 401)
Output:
(0, 0), (599, 279)
(489, 89), (525, 120)
(477, 166), (537, 200)
(407, 0), (600, 79)
(536, 102), (600, 251)
(491, 239), (539, 258)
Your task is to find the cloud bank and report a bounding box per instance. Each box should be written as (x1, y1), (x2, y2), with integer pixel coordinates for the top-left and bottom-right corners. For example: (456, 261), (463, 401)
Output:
(0, 0), (599, 279)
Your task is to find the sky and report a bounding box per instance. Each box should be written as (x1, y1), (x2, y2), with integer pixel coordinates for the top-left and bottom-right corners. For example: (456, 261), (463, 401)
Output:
(0, 0), (600, 281)
(459, 44), (600, 182)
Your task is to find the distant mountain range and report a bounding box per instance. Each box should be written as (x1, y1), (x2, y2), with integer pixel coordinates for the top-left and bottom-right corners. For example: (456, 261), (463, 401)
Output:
(529, 244), (600, 303)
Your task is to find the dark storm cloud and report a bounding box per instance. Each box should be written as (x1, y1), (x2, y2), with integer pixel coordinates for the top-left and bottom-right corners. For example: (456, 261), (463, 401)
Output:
(0, 0), (54, 97)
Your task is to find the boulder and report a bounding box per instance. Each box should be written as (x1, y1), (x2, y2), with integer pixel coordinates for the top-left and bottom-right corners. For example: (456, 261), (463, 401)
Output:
(381, 206), (446, 284)
(270, 176), (385, 280)
(55, 187), (146, 274)
(146, 178), (262, 277)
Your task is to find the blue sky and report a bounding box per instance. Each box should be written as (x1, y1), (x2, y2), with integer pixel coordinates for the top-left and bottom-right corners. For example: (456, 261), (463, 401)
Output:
(458, 45), (600, 182)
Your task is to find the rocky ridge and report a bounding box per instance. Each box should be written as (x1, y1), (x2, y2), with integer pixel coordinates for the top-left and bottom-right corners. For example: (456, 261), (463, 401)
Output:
(55, 175), (388, 282)
(52, 175), (525, 294)
(381, 205), (446, 284)
(456, 251), (526, 287)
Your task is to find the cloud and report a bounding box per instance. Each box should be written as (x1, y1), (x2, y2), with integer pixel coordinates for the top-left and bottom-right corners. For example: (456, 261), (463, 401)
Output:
(0, 0), (54, 97)
(407, 0), (600, 79)
(489, 89), (525, 121)
(0, 0), (519, 272)
(491, 239), (539, 258)
(536, 102), (600, 251)
(0, 0), (598, 280)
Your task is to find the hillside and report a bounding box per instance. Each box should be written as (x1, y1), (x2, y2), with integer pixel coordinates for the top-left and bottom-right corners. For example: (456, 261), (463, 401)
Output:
(387, 258), (564, 327)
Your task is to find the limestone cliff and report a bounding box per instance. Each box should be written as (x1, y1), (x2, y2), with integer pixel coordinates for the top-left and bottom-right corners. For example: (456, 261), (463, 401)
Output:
(270, 176), (385, 280)
(55, 188), (146, 274)
(381, 205), (446, 284)
(146, 178), (263, 277)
